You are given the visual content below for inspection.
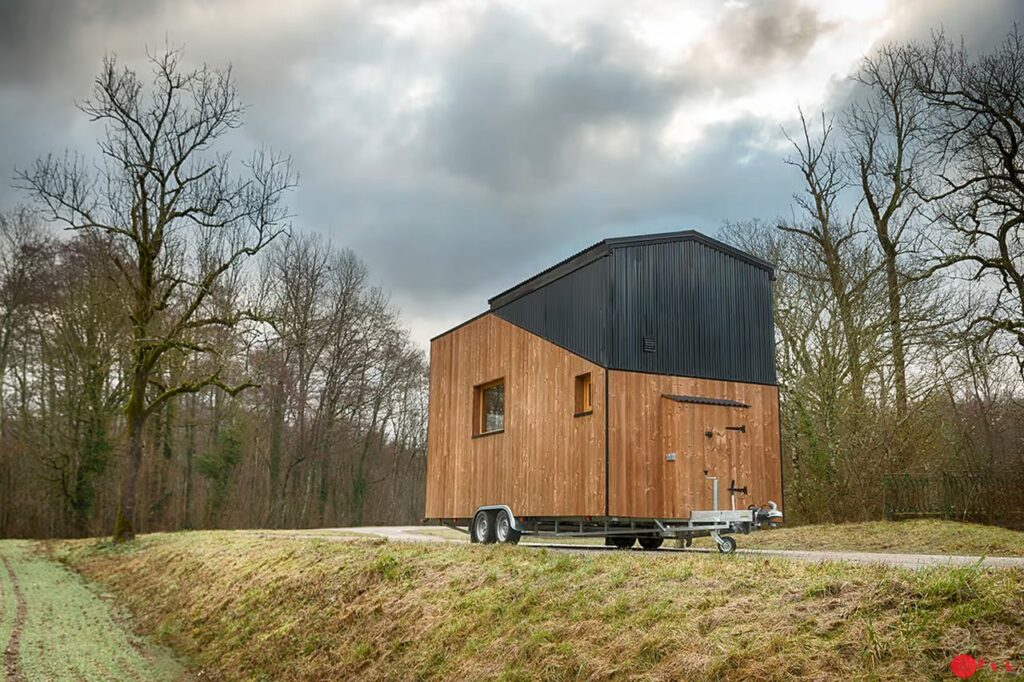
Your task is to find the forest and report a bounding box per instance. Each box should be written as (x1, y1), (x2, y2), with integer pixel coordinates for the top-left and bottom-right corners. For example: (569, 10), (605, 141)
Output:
(0, 50), (427, 539)
(724, 32), (1024, 527)
(1, 29), (1023, 538)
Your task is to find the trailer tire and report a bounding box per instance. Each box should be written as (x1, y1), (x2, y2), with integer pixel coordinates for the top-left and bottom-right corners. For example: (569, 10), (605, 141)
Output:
(638, 537), (664, 550)
(717, 536), (737, 554)
(494, 509), (521, 544)
(608, 536), (635, 549)
(471, 510), (496, 544)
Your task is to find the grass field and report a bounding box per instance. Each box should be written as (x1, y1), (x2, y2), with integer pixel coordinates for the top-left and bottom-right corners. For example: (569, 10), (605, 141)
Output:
(417, 519), (1024, 557)
(52, 530), (1024, 681)
(0, 540), (186, 681)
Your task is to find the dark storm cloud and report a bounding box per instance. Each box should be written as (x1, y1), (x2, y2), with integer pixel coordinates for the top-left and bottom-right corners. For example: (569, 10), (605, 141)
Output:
(0, 0), (168, 85)
(425, 9), (678, 193)
(713, 0), (834, 64)
(3, 0), (1024, 344)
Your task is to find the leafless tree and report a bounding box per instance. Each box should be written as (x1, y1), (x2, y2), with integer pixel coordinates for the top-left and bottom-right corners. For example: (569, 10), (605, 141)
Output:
(846, 43), (932, 418)
(16, 48), (295, 541)
(912, 30), (1024, 378)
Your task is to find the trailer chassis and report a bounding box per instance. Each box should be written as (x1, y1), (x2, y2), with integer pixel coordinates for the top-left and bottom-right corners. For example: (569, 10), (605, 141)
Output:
(440, 475), (782, 553)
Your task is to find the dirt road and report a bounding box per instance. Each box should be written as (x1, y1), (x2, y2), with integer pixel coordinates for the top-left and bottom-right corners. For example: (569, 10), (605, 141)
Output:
(0, 541), (187, 682)
(300, 526), (1024, 570)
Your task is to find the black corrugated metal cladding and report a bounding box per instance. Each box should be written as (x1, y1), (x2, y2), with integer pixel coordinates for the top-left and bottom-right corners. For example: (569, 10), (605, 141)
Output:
(493, 257), (609, 365)
(609, 240), (776, 385)
(491, 233), (777, 386)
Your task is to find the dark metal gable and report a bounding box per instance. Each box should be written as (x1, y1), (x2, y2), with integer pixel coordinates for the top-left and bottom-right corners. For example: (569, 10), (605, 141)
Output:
(480, 231), (777, 385)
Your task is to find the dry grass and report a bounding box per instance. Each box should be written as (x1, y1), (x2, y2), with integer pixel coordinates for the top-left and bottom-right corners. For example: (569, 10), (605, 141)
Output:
(51, 530), (1024, 681)
(418, 520), (1024, 556)
(732, 519), (1024, 556)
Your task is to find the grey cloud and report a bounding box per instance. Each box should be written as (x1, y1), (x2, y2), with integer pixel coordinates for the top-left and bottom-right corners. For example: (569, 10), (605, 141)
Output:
(716, 0), (834, 64)
(424, 9), (678, 193)
(674, 0), (837, 96)
(3, 0), (1024, 348)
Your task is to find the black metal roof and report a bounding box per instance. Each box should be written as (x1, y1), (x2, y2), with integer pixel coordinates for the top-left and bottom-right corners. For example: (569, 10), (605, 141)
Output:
(432, 229), (778, 386)
(488, 230), (774, 309)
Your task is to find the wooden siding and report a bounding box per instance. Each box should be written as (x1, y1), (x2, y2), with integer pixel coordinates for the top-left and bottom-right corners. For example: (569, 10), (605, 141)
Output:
(425, 314), (606, 518)
(607, 371), (781, 518)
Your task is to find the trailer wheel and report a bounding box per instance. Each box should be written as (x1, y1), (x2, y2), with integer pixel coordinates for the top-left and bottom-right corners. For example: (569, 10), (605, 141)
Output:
(608, 536), (635, 549)
(494, 509), (521, 544)
(471, 510), (496, 544)
(717, 536), (737, 554)
(638, 537), (664, 550)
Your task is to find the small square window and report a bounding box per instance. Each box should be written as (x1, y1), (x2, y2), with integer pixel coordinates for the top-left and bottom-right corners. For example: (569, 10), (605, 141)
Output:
(574, 373), (592, 416)
(473, 378), (505, 436)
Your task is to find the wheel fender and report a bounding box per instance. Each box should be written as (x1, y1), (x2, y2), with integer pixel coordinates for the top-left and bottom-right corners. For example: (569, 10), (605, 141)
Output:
(474, 505), (522, 532)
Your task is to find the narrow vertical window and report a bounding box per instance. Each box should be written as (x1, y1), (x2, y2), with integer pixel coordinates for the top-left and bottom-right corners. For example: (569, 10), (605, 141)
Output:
(574, 372), (592, 416)
(473, 378), (505, 436)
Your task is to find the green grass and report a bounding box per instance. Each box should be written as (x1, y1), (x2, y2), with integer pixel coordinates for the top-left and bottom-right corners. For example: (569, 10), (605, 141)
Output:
(53, 530), (1024, 681)
(0, 540), (186, 681)
(417, 519), (1024, 556)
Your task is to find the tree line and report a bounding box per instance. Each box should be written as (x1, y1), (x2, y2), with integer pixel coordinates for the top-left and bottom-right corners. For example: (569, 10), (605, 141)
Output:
(0, 49), (426, 539)
(724, 30), (1024, 527)
(4, 30), (1024, 539)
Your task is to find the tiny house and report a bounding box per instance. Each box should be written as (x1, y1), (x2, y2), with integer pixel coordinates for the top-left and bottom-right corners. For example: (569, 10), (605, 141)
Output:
(424, 230), (782, 551)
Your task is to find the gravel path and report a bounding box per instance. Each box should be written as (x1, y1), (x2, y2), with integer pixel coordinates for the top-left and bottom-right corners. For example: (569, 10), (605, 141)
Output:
(305, 526), (1024, 570)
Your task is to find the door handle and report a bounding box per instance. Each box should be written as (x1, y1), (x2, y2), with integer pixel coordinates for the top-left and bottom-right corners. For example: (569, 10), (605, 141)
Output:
(726, 425), (746, 433)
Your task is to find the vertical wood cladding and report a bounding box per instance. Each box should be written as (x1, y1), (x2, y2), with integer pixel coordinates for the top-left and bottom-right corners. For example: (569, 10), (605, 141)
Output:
(607, 370), (782, 519)
(602, 368), (778, 518)
(425, 314), (606, 519)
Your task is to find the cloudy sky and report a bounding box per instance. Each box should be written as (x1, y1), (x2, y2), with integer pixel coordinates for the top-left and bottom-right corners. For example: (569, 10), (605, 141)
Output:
(1, 0), (1021, 347)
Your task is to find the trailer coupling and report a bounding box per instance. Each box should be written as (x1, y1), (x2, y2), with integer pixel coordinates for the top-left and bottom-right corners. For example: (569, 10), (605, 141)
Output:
(753, 501), (783, 528)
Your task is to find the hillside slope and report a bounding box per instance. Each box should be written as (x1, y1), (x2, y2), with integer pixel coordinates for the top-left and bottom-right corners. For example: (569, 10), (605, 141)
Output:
(52, 531), (1024, 681)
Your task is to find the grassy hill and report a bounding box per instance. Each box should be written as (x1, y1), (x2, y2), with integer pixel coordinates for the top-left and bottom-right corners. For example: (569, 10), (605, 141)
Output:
(50, 530), (1024, 681)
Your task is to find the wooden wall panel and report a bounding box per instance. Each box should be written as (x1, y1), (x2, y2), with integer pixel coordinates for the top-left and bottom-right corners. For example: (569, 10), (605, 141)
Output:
(425, 314), (606, 519)
(608, 371), (781, 519)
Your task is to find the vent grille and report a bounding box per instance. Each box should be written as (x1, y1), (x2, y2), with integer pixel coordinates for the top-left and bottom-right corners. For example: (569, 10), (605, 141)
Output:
(642, 336), (656, 353)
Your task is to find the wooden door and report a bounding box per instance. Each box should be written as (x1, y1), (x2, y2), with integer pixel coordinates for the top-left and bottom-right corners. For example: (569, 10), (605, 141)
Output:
(661, 397), (755, 516)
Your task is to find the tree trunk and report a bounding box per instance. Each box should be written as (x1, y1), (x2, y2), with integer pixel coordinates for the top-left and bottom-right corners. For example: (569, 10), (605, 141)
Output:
(882, 249), (908, 419)
(183, 394), (196, 530)
(114, 370), (147, 542)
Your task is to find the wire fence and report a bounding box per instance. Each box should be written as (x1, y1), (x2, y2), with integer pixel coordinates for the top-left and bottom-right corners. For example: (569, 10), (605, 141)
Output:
(882, 472), (1024, 528)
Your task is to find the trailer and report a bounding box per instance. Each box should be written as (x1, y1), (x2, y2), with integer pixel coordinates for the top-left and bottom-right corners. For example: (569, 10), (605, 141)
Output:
(424, 231), (784, 553)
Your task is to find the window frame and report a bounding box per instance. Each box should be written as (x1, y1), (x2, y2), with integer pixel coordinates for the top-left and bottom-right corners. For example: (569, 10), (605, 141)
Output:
(574, 372), (593, 417)
(473, 377), (505, 437)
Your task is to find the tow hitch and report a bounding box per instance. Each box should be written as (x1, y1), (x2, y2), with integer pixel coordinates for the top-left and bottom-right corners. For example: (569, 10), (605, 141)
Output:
(754, 501), (784, 528)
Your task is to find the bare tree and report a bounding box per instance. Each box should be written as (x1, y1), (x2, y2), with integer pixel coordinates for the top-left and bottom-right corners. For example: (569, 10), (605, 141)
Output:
(0, 208), (56, 535)
(912, 30), (1024, 377)
(780, 111), (883, 402)
(847, 43), (931, 418)
(16, 48), (294, 541)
